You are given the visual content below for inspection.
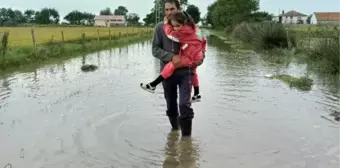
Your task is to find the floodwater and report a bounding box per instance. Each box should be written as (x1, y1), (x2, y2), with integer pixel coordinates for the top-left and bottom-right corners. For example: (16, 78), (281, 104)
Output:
(0, 35), (339, 168)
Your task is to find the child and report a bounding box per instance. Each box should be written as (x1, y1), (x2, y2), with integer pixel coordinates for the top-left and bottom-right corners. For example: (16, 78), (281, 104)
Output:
(140, 11), (206, 101)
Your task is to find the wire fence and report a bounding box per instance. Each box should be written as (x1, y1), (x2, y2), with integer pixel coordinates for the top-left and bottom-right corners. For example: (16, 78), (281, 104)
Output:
(0, 26), (153, 48)
(0, 26), (154, 68)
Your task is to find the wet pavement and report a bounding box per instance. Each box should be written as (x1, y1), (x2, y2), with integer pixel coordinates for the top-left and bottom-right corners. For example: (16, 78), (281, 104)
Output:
(0, 35), (339, 168)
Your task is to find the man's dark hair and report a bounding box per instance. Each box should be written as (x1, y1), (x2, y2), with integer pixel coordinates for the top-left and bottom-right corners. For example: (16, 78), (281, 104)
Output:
(164, 0), (181, 10)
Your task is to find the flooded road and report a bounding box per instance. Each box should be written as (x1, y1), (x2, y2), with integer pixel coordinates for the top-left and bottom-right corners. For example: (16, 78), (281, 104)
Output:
(0, 35), (339, 168)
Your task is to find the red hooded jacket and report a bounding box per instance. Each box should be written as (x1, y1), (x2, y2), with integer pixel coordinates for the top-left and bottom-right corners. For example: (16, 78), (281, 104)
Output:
(163, 23), (206, 67)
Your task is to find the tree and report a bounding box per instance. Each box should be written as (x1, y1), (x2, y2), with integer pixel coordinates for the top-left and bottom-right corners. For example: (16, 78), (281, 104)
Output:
(34, 8), (60, 24)
(126, 13), (140, 25)
(0, 8), (15, 26)
(64, 11), (95, 25)
(143, 0), (164, 26)
(248, 11), (273, 22)
(13, 10), (26, 24)
(143, 13), (154, 26)
(306, 14), (312, 24)
(64, 10), (83, 25)
(180, 0), (188, 6)
(201, 14), (208, 26)
(83, 12), (95, 25)
(206, 2), (217, 27)
(114, 6), (128, 16)
(211, 0), (259, 28)
(180, 0), (188, 10)
(279, 10), (284, 23)
(0, 8), (28, 26)
(24, 9), (36, 23)
(186, 4), (200, 24)
(100, 7), (112, 15)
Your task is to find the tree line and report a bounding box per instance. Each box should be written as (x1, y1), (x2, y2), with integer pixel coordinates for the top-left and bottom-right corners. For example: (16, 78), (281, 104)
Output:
(0, 6), (141, 26)
(203, 0), (273, 30)
(0, 0), (202, 27)
(142, 0), (201, 26)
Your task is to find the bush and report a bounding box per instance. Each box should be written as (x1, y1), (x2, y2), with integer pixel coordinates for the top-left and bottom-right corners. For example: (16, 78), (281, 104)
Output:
(232, 22), (296, 49)
(308, 30), (340, 74)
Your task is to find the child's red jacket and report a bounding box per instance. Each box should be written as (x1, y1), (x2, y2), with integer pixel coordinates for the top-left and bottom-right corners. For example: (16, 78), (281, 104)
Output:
(163, 24), (206, 67)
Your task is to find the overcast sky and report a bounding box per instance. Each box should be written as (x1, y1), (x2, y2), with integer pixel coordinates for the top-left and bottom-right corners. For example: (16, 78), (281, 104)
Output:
(2, 0), (340, 20)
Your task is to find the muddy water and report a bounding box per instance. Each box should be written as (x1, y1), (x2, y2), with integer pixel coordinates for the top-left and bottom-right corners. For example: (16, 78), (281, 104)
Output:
(0, 36), (339, 168)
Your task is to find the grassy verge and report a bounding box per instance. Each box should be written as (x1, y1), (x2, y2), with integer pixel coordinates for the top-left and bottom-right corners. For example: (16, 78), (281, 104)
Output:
(306, 34), (339, 74)
(0, 31), (152, 72)
(228, 22), (297, 65)
(229, 22), (339, 74)
(268, 74), (313, 91)
(232, 22), (296, 50)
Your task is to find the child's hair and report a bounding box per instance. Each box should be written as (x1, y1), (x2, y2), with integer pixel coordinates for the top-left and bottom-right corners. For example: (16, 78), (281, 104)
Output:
(169, 11), (196, 30)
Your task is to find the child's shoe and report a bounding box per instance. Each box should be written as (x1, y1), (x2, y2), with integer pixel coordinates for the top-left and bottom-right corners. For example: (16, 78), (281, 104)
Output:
(191, 94), (201, 102)
(140, 83), (156, 93)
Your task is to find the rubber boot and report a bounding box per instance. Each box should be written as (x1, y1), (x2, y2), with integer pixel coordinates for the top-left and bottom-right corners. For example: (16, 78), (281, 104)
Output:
(179, 119), (192, 136)
(169, 116), (179, 131)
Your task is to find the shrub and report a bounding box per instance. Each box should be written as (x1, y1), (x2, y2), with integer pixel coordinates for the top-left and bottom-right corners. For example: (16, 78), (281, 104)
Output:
(232, 22), (296, 50)
(308, 30), (340, 74)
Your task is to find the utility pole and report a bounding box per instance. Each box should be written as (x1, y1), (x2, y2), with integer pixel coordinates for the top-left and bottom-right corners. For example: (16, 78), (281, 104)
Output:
(154, 0), (162, 24)
(155, 0), (158, 24)
(155, 0), (159, 24)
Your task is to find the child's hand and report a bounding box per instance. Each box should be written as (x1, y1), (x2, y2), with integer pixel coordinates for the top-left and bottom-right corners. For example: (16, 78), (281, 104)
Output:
(163, 17), (168, 24)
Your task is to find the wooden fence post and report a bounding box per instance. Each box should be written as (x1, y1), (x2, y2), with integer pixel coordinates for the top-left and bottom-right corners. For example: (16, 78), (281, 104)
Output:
(109, 28), (112, 43)
(50, 35), (54, 44)
(61, 30), (64, 45)
(31, 28), (36, 49)
(81, 33), (86, 50)
(97, 29), (100, 44)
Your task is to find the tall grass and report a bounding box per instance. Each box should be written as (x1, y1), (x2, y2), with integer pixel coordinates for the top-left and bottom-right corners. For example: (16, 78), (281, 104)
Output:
(232, 22), (296, 50)
(307, 29), (339, 74)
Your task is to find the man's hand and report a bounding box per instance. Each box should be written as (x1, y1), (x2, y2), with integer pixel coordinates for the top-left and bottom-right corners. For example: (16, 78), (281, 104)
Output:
(172, 55), (183, 68)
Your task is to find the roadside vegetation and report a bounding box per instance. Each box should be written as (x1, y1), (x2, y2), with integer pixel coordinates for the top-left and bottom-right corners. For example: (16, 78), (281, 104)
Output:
(0, 6), (154, 71)
(201, 0), (339, 75)
(0, 28), (152, 70)
(268, 74), (313, 91)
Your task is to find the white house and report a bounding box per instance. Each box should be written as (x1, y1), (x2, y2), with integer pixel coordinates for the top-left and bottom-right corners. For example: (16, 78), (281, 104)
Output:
(310, 12), (340, 25)
(94, 15), (126, 27)
(279, 10), (308, 24)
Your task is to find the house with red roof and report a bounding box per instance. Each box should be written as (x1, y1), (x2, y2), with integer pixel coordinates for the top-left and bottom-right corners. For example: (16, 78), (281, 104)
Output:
(310, 12), (340, 25)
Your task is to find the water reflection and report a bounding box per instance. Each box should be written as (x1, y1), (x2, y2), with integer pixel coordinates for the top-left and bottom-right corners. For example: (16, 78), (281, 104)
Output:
(163, 131), (200, 168)
(0, 75), (12, 110)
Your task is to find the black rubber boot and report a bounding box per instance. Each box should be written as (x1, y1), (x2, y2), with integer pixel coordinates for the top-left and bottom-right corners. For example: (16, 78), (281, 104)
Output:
(179, 119), (192, 136)
(169, 116), (179, 131)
